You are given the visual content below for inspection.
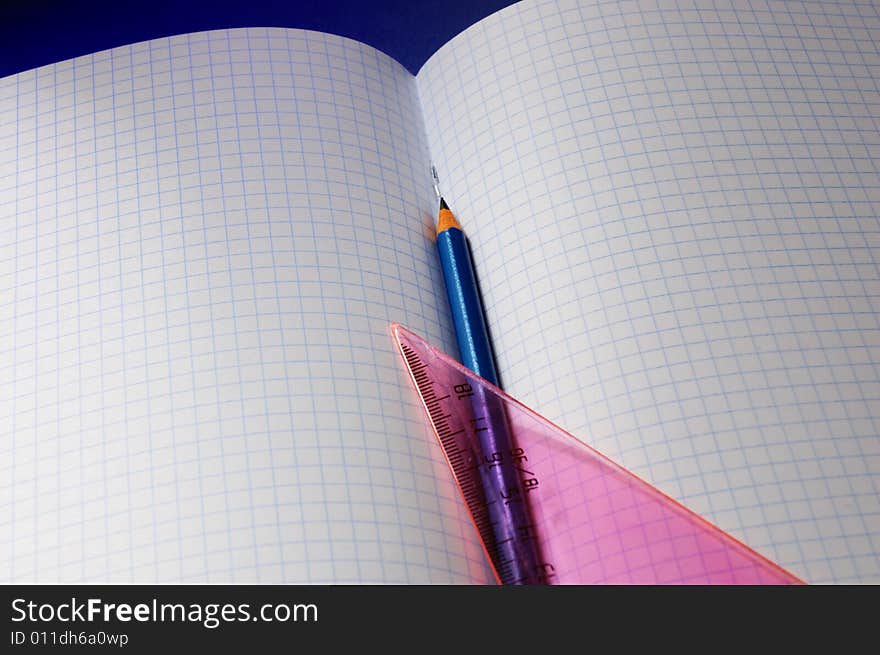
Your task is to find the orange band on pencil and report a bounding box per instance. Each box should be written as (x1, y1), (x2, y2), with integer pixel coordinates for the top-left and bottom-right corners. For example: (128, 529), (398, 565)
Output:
(436, 208), (462, 235)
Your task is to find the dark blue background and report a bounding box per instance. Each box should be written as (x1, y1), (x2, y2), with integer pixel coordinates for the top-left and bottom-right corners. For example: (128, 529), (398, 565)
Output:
(0, 0), (518, 78)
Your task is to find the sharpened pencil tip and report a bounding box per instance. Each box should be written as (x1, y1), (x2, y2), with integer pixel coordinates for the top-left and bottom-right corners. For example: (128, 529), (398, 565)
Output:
(436, 197), (462, 236)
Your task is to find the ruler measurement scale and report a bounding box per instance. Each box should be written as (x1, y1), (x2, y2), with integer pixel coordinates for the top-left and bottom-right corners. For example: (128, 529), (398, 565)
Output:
(393, 323), (804, 585)
(400, 341), (553, 584)
(400, 343), (496, 556)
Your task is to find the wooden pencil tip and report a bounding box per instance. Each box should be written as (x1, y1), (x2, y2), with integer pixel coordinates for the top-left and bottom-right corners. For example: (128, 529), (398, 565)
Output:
(436, 198), (462, 235)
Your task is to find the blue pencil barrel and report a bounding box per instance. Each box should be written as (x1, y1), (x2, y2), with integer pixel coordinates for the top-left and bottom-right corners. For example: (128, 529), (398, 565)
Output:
(436, 227), (500, 386)
(436, 225), (543, 584)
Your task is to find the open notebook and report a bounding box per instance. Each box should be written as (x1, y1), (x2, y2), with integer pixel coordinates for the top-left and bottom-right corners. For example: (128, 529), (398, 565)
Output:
(2, 0), (878, 583)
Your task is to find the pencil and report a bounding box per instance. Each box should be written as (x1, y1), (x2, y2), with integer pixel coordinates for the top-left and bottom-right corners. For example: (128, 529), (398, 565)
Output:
(435, 197), (544, 584)
(435, 197), (501, 386)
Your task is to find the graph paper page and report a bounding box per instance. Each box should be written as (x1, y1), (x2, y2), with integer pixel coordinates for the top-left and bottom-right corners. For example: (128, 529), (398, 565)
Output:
(0, 28), (494, 583)
(417, 0), (880, 583)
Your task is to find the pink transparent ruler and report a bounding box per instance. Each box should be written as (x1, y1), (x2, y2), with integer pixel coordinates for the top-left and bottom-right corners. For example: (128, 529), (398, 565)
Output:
(392, 323), (804, 585)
